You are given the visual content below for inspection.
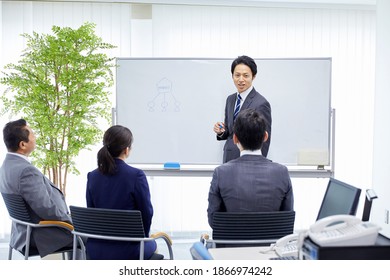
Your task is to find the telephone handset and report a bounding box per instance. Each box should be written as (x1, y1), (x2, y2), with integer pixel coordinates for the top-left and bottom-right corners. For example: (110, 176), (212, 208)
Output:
(273, 215), (381, 257)
(308, 214), (381, 247)
(273, 233), (300, 257)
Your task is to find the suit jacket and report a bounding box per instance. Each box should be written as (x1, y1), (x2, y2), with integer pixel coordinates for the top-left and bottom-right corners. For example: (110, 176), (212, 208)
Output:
(0, 153), (73, 257)
(86, 159), (156, 260)
(217, 87), (272, 163)
(207, 154), (294, 228)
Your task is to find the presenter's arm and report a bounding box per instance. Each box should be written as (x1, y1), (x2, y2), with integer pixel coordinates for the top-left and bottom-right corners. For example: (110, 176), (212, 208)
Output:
(260, 101), (272, 137)
(214, 122), (226, 139)
(215, 97), (230, 141)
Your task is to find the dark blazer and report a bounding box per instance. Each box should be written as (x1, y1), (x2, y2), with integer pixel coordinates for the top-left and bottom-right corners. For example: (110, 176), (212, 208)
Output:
(207, 154), (294, 228)
(86, 159), (156, 260)
(217, 87), (272, 163)
(0, 153), (73, 257)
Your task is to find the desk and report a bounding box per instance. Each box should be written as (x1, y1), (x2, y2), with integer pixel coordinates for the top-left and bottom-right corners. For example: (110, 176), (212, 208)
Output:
(208, 246), (278, 260)
(302, 234), (390, 260)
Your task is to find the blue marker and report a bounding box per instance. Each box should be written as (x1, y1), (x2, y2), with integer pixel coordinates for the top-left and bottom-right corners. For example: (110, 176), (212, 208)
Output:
(164, 162), (181, 169)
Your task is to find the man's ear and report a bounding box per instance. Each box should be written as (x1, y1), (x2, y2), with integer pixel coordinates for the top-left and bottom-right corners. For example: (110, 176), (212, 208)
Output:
(233, 134), (239, 145)
(263, 131), (269, 143)
(18, 141), (26, 151)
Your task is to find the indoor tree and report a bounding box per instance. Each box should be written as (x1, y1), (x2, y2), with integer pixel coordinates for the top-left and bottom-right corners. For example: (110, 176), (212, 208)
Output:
(0, 22), (116, 196)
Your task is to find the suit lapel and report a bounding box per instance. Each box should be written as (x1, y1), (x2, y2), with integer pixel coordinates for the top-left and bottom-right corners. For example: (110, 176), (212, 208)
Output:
(241, 88), (256, 110)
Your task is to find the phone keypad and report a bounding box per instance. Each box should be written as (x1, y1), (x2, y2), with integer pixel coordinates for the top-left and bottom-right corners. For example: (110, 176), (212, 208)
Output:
(323, 225), (361, 238)
(285, 243), (298, 252)
(270, 256), (298, 260)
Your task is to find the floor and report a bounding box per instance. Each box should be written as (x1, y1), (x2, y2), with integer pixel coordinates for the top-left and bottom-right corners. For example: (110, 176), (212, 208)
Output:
(0, 236), (198, 260)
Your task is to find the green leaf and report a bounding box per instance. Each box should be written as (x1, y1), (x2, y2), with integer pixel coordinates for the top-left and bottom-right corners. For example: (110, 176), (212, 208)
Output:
(0, 22), (117, 194)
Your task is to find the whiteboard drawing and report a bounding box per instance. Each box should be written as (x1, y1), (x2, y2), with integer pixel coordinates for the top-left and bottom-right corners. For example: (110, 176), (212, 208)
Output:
(147, 77), (181, 112)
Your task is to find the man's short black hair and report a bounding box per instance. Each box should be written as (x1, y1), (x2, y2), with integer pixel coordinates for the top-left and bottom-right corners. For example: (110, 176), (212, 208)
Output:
(231, 55), (257, 76)
(3, 119), (29, 152)
(233, 109), (266, 151)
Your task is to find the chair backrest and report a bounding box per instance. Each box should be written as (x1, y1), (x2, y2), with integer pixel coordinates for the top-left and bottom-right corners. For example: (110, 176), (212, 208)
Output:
(212, 211), (295, 241)
(1, 193), (71, 259)
(69, 205), (146, 238)
(190, 242), (213, 260)
(1, 193), (32, 223)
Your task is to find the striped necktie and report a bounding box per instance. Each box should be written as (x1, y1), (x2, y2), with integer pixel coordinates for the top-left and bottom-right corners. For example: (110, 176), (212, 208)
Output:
(233, 94), (242, 121)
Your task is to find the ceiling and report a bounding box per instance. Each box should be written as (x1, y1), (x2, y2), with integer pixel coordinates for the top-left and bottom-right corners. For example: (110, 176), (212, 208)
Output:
(35, 0), (377, 6)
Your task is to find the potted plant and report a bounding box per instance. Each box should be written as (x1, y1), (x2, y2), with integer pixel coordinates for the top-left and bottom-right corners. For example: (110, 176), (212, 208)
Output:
(0, 22), (116, 196)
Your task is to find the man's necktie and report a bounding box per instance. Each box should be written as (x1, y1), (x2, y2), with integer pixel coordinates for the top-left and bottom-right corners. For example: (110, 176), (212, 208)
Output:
(233, 94), (242, 121)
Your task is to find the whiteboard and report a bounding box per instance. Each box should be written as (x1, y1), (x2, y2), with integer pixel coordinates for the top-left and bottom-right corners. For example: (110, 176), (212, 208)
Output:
(115, 58), (331, 166)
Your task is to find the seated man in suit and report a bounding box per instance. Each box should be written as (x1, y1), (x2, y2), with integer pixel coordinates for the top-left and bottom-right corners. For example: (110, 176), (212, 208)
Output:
(207, 108), (294, 228)
(0, 119), (74, 258)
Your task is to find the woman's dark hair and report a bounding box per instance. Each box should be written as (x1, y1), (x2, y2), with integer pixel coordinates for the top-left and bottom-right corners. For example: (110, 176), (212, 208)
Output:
(97, 125), (133, 175)
(233, 108), (266, 151)
(231, 55), (257, 76)
(3, 119), (29, 152)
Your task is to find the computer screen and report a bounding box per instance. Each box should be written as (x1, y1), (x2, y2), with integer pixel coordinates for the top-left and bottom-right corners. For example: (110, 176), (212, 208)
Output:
(316, 178), (362, 220)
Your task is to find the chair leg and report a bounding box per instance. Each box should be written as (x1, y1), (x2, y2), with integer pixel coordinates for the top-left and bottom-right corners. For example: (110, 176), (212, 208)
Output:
(72, 235), (78, 260)
(7, 224), (13, 260)
(77, 236), (86, 260)
(72, 236), (86, 260)
(167, 243), (174, 260)
(140, 241), (145, 260)
(8, 246), (12, 260)
(25, 225), (32, 260)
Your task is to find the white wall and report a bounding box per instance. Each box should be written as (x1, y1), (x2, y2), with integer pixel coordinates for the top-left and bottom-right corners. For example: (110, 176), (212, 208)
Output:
(0, 1), (378, 239)
(371, 0), (390, 239)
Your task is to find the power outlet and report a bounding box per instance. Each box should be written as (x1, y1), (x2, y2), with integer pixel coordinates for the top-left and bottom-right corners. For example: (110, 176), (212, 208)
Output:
(385, 209), (390, 224)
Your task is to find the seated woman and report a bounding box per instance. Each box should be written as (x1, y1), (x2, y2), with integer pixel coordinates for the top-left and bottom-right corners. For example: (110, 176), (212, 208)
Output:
(85, 125), (157, 260)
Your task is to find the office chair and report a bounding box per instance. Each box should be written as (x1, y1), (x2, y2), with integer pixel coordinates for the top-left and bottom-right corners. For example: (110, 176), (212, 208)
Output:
(69, 205), (174, 260)
(190, 241), (213, 260)
(203, 211), (296, 248)
(1, 193), (79, 260)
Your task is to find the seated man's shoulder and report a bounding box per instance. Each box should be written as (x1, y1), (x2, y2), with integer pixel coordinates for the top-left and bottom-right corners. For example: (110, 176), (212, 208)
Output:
(261, 159), (289, 173)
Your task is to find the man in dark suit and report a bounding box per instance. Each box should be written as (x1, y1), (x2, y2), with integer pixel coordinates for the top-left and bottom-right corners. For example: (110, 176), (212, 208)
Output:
(0, 119), (73, 257)
(214, 55), (272, 163)
(208, 109), (293, 228)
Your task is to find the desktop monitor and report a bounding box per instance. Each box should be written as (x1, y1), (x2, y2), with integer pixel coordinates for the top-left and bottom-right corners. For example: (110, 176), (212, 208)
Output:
(316, 178), (362, 221)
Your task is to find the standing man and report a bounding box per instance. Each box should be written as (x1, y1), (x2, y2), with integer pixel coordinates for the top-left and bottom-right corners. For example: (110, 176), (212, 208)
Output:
(213, 55), (272, 163)
(0, 119), (73, 257)
(208, 109), (293, 228)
